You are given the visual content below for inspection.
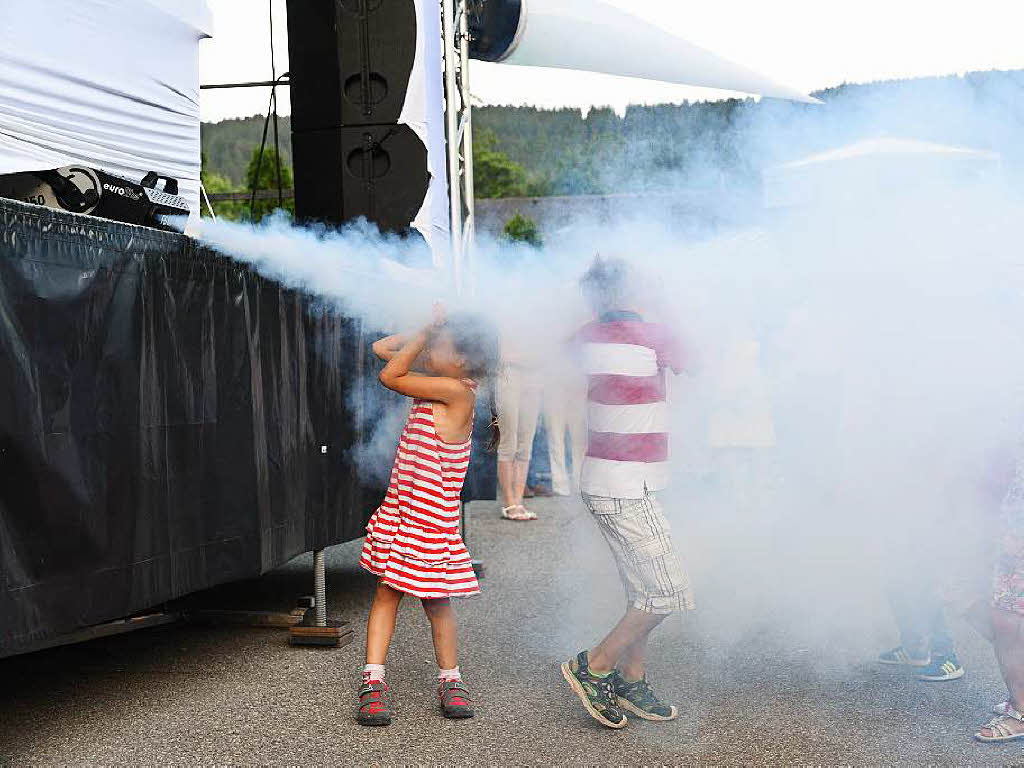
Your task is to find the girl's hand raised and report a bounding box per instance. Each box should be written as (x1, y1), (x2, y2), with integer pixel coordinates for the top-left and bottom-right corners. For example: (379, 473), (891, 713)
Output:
(371, 334), (406, 362)
(431, 302), (447, 329)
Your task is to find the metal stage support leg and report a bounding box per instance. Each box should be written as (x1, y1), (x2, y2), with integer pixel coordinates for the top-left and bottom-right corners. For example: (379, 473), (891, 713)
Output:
(289, 548), (353, 647)
(185, 548), (350, 648)
(314, 549), (328, 626)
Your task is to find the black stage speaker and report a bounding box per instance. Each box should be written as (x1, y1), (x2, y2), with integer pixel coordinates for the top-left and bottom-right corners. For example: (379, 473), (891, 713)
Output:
(286, 0), (428, 232)
(291, 125), (428, 231)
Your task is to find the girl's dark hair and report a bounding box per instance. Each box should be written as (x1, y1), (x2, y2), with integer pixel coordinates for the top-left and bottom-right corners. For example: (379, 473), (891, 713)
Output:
(443, 312), (501, 452)
(444, 312), (500, 380)
(486, 383), (501, 454)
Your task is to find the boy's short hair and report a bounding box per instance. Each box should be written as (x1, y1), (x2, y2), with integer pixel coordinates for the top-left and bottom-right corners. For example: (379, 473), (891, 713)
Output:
(580, 256), (630, 313)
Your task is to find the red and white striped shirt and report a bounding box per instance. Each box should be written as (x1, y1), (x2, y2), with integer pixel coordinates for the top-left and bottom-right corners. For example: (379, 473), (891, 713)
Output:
(572, 313), (685, 498)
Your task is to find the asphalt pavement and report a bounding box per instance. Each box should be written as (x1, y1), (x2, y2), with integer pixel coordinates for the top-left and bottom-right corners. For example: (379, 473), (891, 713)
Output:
(1, 495), (1019, 764)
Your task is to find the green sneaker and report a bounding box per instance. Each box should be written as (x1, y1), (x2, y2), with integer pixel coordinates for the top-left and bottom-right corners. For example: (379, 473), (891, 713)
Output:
(561, 651), (628, 729)
(610, 672), (678, 721)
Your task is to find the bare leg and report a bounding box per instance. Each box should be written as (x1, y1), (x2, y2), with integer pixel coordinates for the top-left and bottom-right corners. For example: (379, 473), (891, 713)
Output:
(513, 459), (529, 506)
(994, 607), (1024, 711)
(978, 607), (1024, 738)
(365, 582), (404, 665)
(588, 607), (668, 675)
(498, 459), (517, 508)
(422, 598), (458, 669)
(618, 633), (653, 681)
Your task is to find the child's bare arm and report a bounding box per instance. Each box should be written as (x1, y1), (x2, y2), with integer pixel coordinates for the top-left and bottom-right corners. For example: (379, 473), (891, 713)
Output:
(378, 329), (471, 405)
(372, 334), (406, 362)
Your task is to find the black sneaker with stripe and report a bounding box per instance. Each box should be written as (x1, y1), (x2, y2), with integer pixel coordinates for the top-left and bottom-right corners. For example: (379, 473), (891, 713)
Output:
(916, 652), (965, 682)
(610, 671), (678, 721)
(560, 650), (627, 729)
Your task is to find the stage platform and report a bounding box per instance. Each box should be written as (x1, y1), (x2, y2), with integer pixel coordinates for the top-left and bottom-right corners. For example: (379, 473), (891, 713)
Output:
(0, 198), (384, 657)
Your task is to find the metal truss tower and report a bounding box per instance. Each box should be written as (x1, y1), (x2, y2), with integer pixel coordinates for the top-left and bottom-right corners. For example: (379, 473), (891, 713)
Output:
(442, 0), (476, 293)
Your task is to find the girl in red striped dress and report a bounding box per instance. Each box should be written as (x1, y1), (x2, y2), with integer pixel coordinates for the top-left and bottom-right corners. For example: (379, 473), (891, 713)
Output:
(357, 307), (498, 727)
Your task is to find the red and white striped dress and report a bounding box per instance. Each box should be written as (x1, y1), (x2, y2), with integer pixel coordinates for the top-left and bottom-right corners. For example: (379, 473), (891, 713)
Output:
(359, 398), (480, 599)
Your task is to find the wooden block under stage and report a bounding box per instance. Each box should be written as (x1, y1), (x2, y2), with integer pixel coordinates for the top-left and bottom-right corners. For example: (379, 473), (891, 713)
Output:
(288, 620), (352, 647)
(186, 608), (306, 628)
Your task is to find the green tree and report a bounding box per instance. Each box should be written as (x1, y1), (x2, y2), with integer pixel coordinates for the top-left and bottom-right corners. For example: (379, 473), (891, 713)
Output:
(473, 129), (530, 198)
(201, 171), (242, 221)
(245, 147), (295, 222)
(202, 116), (293, 185)
(200, 151), (244, 221)
(501, 213), (542, 248)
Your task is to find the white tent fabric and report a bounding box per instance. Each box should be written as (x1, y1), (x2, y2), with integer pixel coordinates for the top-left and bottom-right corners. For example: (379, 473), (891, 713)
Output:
(762, 138), (1001, 208)
(499, 0), (817, 104)
(0, 0), (212, 225)
(401, 0), (450, 265)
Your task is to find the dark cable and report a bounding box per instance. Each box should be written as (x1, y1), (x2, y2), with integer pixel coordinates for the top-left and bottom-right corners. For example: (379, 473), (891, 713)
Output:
(248, 86), (276, 222)
(248, 73), (288, 222)
(249, 1), (287, 222)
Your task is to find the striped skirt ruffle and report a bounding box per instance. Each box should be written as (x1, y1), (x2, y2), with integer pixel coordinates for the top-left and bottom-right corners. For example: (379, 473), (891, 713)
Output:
(359, 507), (480, 599)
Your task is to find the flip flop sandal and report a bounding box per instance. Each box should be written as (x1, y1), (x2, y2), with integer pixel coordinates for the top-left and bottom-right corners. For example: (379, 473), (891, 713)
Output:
(515, 504), (538, 520)
(501, 505), (530, 521)
(993, 700), (1013, 715)
(975, 707), (1024, 743)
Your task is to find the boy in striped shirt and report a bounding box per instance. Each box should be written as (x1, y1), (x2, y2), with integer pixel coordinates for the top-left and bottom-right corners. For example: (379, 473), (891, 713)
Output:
(561, 258), (696, 729)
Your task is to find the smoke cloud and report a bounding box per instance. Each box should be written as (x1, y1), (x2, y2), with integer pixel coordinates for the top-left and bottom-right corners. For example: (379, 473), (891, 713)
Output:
(197, 72), (1024, 659)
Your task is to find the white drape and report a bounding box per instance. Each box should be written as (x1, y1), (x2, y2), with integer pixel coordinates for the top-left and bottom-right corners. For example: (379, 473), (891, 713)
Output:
(401, 0), (451, 265)
(0, 0), (212, 224)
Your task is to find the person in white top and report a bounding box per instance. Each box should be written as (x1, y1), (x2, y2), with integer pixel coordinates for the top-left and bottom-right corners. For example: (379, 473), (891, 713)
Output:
(495, 329), (542, 521)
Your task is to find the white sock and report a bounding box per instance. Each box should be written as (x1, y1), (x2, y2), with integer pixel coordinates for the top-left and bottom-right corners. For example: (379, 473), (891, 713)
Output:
(363, 664), (386, 682)
(438, 666), (461, 682)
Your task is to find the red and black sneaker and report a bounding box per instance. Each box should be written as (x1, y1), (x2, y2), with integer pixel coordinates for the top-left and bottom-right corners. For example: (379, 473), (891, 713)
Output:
(357, 680), (392, 726)
(439, 679), (474, 719)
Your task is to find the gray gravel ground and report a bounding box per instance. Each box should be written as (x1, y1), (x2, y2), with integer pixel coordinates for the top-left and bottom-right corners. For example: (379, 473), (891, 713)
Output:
(1, 495), (1020, 764)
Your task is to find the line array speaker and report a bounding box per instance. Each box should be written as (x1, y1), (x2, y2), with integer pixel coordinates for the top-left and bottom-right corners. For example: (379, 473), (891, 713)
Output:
(290, 125), (428, 231)
(286, 0), (428, 233)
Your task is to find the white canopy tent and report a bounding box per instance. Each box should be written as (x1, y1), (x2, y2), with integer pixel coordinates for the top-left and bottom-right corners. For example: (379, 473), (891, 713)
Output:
(490, 0), (817, 103)
(0, 0), (213, 225)
(762, 137), (1001, 209)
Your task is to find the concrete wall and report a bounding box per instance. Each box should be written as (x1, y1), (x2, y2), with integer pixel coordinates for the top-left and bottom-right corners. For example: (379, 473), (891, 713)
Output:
(474, 190), (753, 240)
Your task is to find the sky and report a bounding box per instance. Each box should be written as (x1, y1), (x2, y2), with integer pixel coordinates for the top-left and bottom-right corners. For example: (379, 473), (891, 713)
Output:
(199, 0), (1024, 123)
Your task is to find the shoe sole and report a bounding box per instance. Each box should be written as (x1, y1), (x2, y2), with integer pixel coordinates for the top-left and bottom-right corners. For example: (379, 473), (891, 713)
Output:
(617, 697), (678, 721)
(357, 716), (392, 726)
(442, 709), (475, 719)
(918, 667), (965, 682)
(560, 662), (628, 730)
(878, 658), (930, 667)
(974, 730), (1024, 743)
